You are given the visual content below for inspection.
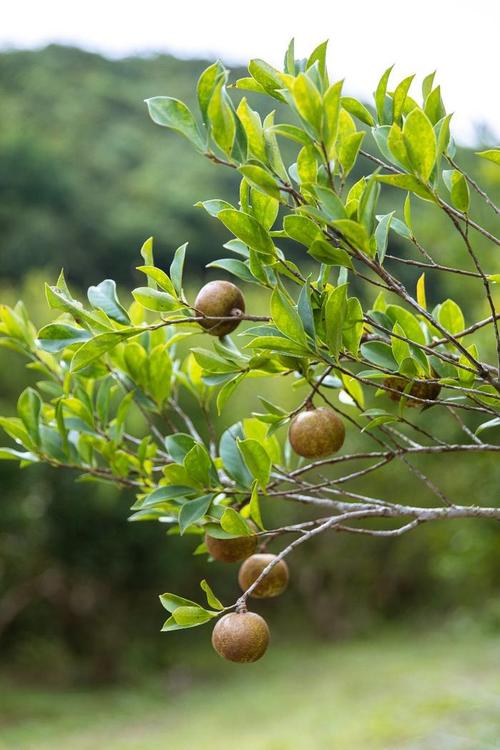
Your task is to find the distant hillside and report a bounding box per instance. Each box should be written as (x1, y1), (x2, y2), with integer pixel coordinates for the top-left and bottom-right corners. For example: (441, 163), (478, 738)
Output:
(0, 45), (244, 286)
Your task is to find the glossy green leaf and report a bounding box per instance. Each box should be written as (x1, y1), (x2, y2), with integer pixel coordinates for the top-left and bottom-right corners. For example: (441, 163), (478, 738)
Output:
(145, 97), (206, 151)
(17, 387), (41, 447)
(475, 149), (500, 166)
(71, 328), (141, 372)
(132, 287), (181, 312)
(37, 323), (91, 353)
(402, 108), (436, 181)
(178, 494), (213, 534)
(218, 209), (275, 259)
(220, 506), (253, 536)
(200, 579), (224, 610)
(293, 73), (323, 135)
(325, 284), (348, 359)
(238, 165), (280, 199)
(271, 287), (308, 346)
(237, 438), (271, 489)
(341, 97), (374, 126)
(207, 80), (235, 156)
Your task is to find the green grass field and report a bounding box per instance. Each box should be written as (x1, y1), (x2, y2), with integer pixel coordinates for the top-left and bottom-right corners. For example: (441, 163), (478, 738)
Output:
(2, 629), (500, 750)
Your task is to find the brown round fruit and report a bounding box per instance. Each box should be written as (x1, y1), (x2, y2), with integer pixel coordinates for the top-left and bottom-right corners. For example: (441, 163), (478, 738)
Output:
(384, 376), (441, 408)
(212, 611), (270, 663)
(194, 280), (245, 337)
(205, 530), (258, 563)
(289, 407), (345, 459)
(238, 554), (289, 598)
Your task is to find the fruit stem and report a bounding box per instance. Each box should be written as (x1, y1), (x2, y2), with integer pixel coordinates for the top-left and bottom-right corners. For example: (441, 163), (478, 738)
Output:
(235, 598), (248, 614)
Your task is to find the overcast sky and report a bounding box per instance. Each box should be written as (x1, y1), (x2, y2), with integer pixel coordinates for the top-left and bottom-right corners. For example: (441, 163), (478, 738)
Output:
(2, 0), (499, 144)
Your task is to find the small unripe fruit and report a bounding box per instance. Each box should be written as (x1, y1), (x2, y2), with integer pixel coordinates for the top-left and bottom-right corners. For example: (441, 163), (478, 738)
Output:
(212, 611), (270, 663)
(194, 280), (245, 337)
(205, 530), (257, 563)
(384, 376), (441, 408)
(289, 407), (345, 459)
(238, 554), (289, 598)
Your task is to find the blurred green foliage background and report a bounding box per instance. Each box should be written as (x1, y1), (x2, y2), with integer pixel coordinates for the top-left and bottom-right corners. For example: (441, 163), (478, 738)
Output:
(0, 44), (499, 708)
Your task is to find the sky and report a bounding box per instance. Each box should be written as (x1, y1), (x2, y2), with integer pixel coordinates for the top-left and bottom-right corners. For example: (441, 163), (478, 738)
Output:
(2, 0), (499, 144)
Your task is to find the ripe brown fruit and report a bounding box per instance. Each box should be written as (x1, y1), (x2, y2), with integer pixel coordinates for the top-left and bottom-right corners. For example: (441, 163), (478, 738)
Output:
(194, 280), (245, 337)
(384, 376), (441, 408)
(212, 611), (270, 663)
(289, 406), (345, 459)
(238, 554), (289, 598)
(205, 529), (257, 563)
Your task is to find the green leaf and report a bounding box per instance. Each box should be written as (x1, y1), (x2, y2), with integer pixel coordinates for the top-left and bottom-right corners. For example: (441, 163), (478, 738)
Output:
(338, 131), (365, 177)
(250, 189), (279, 230)
(37, 323), (91, 353)
(387, 123), (411, 169)
(402, 108), (436, 181)
(245, 336), (308, 357)
(341, 97), (374, 126)
(306, 40), (329, 83)
(375, 212), (394, 263)
(293, 73), (323, 135)
(248, 59), (283, 96)
(132, 287), (180, 312)
(358, 177), (381, 235)
(249, 480), (265, 530)
(170, 242), (187, 297)
(324, 79), (343, 152)
(237, 438), (271, 489)
(271, 288), (307, 346)
(197, 61), (224, 124)
(360, 341), (398, 370)
(178, 494), (213, 534)
(283, 214), (321, 246)
(219, 423), (253, 488)
(71, 328), (141, 372)
(207, 80), (235, 156)
(136, 266), (177, 297)
(392, 74), (415, 123)
(386, 305), (425, 345)
(375, 65), (394, 124)
(438, 299), (465, 335)
(160, 592), (199, 614)
(270, 123), (312, 146)
(307, 240), (353, 268)
(376, 174), (434, 201)
(343, 297), (364, 356)
(184, 444), (215, 487)
(442, 170), (470, 212)
(200, 580), (224, 610)
(424, 85), (445, 125)
(17, 387), (41, 447)
(220, 507), (253, 536)
(207, 258), (254, 284)
(148, 344), (172, 406)
(172, 606), (215, 628)
(331, 219), (370, 253)
(236, 98), (266, 161)
(315, 186), (347, 221)
(216, 373), (245, 415)
(145, 97), (206, 151)
(476, 149), (500, 166)
(87, 279), (130, 324)
(238, 165), (280, 199)
(325, 284), (348, 359)
(218, 209), (275, 259)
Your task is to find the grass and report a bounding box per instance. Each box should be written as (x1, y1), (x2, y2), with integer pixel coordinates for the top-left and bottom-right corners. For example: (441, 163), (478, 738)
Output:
(1, 628), (500, 749)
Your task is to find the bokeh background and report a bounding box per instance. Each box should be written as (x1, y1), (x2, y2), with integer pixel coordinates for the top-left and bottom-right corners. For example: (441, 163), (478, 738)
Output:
(1, 3), (500, 748)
